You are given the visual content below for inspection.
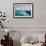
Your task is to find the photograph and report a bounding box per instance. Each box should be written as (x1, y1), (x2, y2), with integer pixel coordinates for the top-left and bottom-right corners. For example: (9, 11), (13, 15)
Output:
(13, 3), (33, 17)
(0, 0), (46, 46)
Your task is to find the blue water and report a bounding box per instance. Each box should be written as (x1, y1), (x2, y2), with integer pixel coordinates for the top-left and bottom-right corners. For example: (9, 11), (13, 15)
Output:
(15, 10), (31, 16)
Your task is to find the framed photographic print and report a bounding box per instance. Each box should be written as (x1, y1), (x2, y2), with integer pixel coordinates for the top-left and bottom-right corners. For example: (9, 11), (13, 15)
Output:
(13, 3), (33, 18)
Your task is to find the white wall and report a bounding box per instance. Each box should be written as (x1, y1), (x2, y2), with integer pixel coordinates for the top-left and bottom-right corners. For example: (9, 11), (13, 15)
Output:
(0, 1), (46, 46)
(0, 0), (46, 27)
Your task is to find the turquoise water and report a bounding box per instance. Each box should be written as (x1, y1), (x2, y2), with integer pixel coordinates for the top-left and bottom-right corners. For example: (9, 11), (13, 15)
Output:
(15, 10), (31, 16)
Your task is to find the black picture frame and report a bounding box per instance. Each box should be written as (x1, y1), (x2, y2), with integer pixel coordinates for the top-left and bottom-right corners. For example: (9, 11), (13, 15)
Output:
(13, 3), (33, 18)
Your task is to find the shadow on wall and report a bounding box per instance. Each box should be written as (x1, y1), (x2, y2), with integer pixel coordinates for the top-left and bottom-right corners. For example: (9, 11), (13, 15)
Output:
(13, 40), (21, 46)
